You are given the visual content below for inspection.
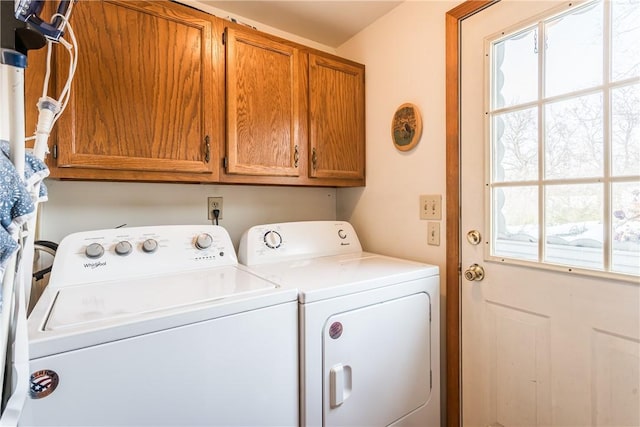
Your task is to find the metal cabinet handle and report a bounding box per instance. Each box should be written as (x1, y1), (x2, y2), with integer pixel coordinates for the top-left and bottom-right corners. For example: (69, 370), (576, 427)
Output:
(294, 145), (299, 168)
(312, 148), (318, 169)
(204, 135), (211, 163)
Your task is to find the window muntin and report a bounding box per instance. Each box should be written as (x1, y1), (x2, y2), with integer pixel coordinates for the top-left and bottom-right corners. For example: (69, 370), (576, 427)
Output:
(488, 0), (640, 278)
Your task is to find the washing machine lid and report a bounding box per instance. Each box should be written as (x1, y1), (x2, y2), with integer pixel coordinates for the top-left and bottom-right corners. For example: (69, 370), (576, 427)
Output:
(42, 266), (282, 332)
(246, 252), (439, 303)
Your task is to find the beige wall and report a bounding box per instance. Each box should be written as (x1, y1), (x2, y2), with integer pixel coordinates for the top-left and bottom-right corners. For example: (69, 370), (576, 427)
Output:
(336, 2), (458, 421)
(337, 1), (453, 280)
(39, 182), (337, 250)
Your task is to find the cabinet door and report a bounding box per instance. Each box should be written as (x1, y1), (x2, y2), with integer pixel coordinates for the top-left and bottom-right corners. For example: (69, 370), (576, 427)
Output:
(52, 0), (219, 176)
(309, 54), (365, 181)
(225, 27), (301, 177)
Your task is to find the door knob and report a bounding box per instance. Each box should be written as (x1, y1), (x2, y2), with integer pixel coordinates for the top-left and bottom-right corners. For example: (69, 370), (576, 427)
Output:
(464, 264), (485, 281)
(466, 230), (482, 245)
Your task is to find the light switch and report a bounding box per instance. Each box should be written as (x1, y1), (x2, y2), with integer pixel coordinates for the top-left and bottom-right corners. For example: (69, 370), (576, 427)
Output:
(420, 194), (442, 220)
(427, 222), (440, 246)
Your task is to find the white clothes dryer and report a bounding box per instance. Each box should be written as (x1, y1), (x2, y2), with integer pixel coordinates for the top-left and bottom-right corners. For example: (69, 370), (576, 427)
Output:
(239, 221), (440, 427)
(21, 225), (298, 426)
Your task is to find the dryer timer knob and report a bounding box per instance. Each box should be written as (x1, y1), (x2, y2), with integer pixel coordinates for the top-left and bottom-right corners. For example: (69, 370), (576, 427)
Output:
(264, 230), (282, 249)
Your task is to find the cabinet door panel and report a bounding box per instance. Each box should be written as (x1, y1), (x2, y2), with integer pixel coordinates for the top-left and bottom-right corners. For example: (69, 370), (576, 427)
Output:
(54, 0), (216, 174)
(309, 54), (365, 180)
(225, 28), (300, 177)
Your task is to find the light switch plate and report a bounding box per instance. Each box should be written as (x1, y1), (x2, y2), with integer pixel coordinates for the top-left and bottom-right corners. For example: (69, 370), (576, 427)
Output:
(420, 194), (442, 220)
(427, 222), (440, 246)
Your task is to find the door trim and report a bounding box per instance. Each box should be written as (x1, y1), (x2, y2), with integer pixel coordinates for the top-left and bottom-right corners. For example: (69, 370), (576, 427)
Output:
(445, 2), (499, 426)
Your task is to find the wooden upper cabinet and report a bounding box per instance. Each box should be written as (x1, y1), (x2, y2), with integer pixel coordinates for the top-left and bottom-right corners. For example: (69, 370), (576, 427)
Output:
(224, 27), (302, 178)
(309, 53), (365, 182)
(24, 1), (365, 186)
(49, 0), (222, 179)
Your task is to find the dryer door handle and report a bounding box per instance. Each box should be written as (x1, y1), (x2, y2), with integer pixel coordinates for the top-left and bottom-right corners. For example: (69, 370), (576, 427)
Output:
(330, 364), (352, 408)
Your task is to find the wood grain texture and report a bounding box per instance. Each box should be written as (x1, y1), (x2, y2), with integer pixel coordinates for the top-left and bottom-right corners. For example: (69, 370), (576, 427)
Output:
(308, 53), (365, 180)
(445, 2), (498, 426)
(51, 0), (220, 175)
(36, 1), (364, 187)
(225, 27), (299, 177)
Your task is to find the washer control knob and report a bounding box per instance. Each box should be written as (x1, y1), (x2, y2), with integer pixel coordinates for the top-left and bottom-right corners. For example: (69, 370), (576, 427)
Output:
(264, 230), (282, 249)
(85, 242), (105, 259)
(114, 241), (132, 256)
(142, 238), (158, 253)
(195, 233), (213, 250)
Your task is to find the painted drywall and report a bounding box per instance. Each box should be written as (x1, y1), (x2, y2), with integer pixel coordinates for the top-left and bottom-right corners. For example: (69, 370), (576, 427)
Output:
(336, 2), (458, 423)
(337, 1), (452, 282)
(185, 0), (337, 53)
(39, 181), (336, 250)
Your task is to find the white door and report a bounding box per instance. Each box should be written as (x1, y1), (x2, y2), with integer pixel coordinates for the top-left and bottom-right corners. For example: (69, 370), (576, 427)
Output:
(461, 1), (640, 426)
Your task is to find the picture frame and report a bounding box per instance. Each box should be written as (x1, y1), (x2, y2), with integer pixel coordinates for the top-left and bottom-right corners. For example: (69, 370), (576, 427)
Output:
(391, 103), (422, 151)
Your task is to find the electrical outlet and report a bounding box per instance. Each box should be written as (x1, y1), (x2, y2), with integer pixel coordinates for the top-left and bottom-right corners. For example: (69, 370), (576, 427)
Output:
(207, 197), (223, 220)
(427, 222), (440, 246)
(420, 194), (442, 220)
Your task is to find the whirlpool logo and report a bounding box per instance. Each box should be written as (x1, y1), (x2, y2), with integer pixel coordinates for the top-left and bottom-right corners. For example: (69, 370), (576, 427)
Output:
(83, 261), (106, 270)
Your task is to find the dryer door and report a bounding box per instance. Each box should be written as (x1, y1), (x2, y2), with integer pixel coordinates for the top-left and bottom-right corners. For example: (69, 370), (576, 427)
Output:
(323, 292), (431, 426)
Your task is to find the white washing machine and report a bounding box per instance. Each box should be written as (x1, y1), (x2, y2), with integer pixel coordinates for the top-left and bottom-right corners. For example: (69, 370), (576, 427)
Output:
(21, 225), (298, 426)
(239, 221), (440, 427)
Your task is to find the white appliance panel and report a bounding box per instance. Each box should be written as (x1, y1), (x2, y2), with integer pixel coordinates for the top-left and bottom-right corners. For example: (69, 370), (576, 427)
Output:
(48, 225), (238, 287)
(300, 278), (440, 427)
(22, 225), (299, 426)
(239, 221), (441, 427)
(45, 267), (276, 331)
(245, 253), (438, 303)
(239, 221), (362, 265)
(22, 302), (298, 426)
(323, 293), (431, 426)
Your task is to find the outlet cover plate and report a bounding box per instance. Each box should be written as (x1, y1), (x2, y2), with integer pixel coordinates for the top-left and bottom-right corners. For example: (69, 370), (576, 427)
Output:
(207, 197), (223, 220)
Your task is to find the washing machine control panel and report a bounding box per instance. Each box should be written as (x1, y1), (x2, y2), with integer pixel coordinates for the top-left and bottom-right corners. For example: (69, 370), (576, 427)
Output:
(49, 225), (238, 287)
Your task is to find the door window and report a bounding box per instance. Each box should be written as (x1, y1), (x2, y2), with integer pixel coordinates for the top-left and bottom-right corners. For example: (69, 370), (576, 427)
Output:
(488, 0), (640, 277)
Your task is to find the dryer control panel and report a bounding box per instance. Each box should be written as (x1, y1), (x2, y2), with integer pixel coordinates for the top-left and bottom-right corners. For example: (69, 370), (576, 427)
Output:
(48, 225), (237, 288)
(239, 221), (363, 266)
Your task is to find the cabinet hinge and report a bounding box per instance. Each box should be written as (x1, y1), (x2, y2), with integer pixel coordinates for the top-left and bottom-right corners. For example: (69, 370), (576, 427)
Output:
(52, 144), (58, 159)
(223, 157), (228, 169)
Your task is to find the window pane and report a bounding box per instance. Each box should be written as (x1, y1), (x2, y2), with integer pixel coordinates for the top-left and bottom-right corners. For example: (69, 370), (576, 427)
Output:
(612, 83), (640, 176)
(545, 184), (603, 269)
(612, 0), (640, 81)
(493, 108), (538, 182)
(545, 93), (603, 179)
(493, 186), (538, 261)
(545, 2), (603, 97)
(612, 182), (640, 275)
(492, 28), (538, 109)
